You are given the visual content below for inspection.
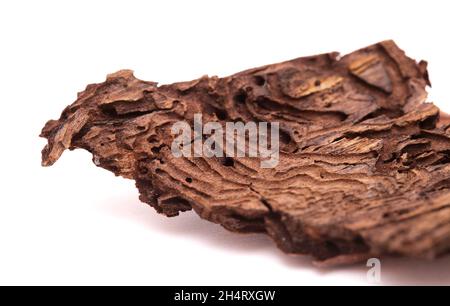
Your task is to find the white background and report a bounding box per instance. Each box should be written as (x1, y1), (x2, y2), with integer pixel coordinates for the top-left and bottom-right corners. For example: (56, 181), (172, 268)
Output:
(1, 0), (450, 285)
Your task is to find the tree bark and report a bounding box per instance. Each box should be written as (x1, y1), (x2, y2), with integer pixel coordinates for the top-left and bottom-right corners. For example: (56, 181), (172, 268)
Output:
(41, 40), (450, 265)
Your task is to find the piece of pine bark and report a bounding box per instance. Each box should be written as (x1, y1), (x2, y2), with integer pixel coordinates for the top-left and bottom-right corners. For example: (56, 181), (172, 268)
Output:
(41, 40), (450, 265)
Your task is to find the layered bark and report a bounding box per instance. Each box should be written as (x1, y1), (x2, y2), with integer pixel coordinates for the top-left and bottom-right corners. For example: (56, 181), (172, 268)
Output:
(41, 41), (450, 264)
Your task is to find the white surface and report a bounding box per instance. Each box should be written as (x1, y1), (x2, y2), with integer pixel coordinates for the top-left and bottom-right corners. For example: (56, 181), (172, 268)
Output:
(1, 0), (450, 285)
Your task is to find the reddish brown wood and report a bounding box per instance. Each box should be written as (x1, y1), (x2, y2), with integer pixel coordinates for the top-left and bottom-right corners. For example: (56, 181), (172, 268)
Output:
(41, 41), (450, 264)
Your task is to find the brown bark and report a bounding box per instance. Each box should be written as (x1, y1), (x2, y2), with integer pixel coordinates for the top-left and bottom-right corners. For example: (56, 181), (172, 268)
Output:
(41, 40), (450, 264)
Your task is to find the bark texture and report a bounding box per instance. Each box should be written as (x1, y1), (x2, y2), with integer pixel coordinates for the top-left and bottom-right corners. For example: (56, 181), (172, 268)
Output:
(41, 41), (450, 265)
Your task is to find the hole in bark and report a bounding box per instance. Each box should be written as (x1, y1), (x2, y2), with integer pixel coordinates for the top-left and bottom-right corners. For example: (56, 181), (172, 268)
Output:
(185, 177), (193, 183)
(314, 80), (321, 86)
(278, 129), (297, 153)
(100, 105), (117, 117)
(332, 136), (345, 143)
(222, 157), (235, 167)
(325, 241), (340, 255)
(253, 75), (266, 86)
(233, 90), (247, 104)
(383, 154), (397, 164)
(279, 130), (291, 144)
(148, 136), (158, 144)
(215, 108), (228, 120)
(151, 146), (161, 154)
(420, 114), (438, 129)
